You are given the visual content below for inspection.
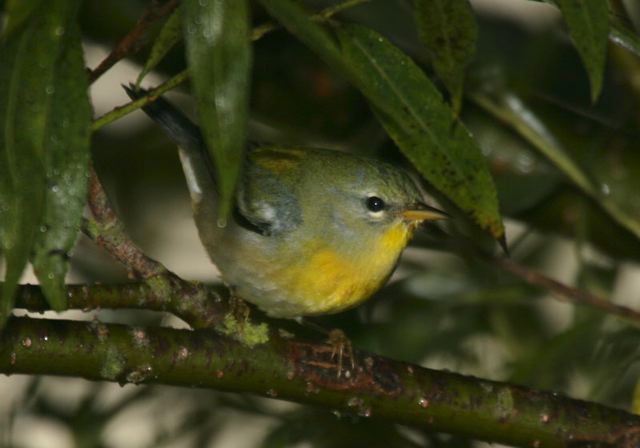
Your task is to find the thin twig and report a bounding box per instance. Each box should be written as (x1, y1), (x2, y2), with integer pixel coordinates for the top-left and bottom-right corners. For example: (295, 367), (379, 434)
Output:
(494, 256), (640, 324)
(91, 69), (188, 131)
(84, 168), (230, 328)
(417, 228), (640, 325)
(85, 167), (166, 279)
(89, 0), (180, 84)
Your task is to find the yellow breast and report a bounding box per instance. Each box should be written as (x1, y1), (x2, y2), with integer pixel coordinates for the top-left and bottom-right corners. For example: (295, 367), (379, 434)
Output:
(282, 222), (413, 315)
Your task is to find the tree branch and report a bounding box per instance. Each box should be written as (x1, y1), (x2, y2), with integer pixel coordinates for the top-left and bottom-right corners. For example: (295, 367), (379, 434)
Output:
(1, 316), (639, 448)
(83, 168), (236, 331)
(12, 280), (226, 330)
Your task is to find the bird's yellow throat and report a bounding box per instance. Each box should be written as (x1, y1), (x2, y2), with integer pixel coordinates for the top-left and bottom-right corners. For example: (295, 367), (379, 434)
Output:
(281, 221), (414, 315)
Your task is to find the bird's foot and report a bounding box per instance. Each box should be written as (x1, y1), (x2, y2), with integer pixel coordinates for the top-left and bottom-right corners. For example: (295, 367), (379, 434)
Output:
(229, 294), (251, 325)
(328, 328), (355, 378)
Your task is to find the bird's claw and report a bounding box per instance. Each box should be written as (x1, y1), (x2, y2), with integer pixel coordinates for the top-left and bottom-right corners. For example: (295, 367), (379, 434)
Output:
(328, 328), (355, 378)
(229, 294), (251, 325)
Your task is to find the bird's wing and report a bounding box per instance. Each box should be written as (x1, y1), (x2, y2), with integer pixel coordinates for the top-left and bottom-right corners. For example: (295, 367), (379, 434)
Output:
(236, 146), (304, 236)
(123, 86), (303, 236)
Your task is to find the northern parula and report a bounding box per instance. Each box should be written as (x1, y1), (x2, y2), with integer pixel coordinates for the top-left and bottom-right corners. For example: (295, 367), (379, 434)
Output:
(125, 86), (446, 318)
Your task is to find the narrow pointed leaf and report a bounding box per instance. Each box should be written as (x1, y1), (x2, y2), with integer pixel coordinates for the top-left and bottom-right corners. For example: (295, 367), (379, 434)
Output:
(337, 25), (502, 239)
(472, 91), (640, 242)
(1, 0), (39, 38)
(137, 7), (183, 87)
(259, 0), (504, 240)
(0, 0), (80, 325)
(556, 0), (609, 102)
(182, 0), (251, 222)
(413, 0), (477, 114)
(31, 2), (91, 311)
(531, 0), (639, 58)
(256, 0), (342, 66)
(609, 18), (640, 57)
(0, 31), (46, 328)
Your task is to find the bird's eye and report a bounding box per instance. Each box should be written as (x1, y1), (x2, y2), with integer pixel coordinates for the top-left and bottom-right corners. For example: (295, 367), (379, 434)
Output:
(366, 196), (386, 212)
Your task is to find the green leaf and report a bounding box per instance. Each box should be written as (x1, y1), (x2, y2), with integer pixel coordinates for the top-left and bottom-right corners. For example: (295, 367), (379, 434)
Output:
(610, 18), (640, 58)
(556, 0), (609, 102)
(31, 5), (91, 311)
(0, 29), (45, 328)
(0, 0), (81, 325)
(339, 25), (502, 239)
(258, 0), (504, 240)
(1, 0), (39, 38)
(258, 0), (342, 66)
(182, 0), (252, 223)
(532, 0), (639, 58)
(472, 90), (640, 243)
(413, 0), (477, 114)
(136, 7), (183, 87)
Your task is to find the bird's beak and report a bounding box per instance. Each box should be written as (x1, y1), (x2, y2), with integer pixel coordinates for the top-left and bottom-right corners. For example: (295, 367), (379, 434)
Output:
(400, 203), (448, 222)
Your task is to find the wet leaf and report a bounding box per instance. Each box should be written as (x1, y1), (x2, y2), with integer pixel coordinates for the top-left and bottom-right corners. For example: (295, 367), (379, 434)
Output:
(0, 28), (44, 327)
(555, 0), (609, 102)
(472, 90), (640, 243)
(413, 0), (477, 114)
(31, 5), (91, 311)
(1, 0), (39, 38)
(0, 0), (83, 324)
(464, 108), (561, 216)
(136, 7), (183, 87)
(532, 0), (639, 58)
(182, 0), (251, 222)
(259, 0), (504, 240)
(339, 25), (503, 239)
(609, 18), (640, 57)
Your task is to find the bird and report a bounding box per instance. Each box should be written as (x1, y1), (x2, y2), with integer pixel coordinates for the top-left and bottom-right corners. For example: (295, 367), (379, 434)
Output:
(124, 85), (446, 319)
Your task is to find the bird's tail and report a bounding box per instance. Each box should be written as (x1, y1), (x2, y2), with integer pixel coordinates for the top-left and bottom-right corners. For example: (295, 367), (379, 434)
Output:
(123, 84), (205, 155)
(123, 84), (217, 203)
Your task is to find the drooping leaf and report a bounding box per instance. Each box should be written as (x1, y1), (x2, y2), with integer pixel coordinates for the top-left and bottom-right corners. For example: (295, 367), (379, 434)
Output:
(0, 27), (45, 328)
(472, 90), (640, 243)
(181, 0), (251, 223)
(413, 0), (478, 114)
(465, 108), (562, 216)
(137, 7), (183, 87)
(0, 0), (82, 325)
(609, 17), (640, 58)
(530, 0), (639, 58)
(259, 0), (504, 240)
(31, 4), (91, 311)
(1, 0), (39, 38)
(555, 0), (609, 102)
(338, 24), (502, 239)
